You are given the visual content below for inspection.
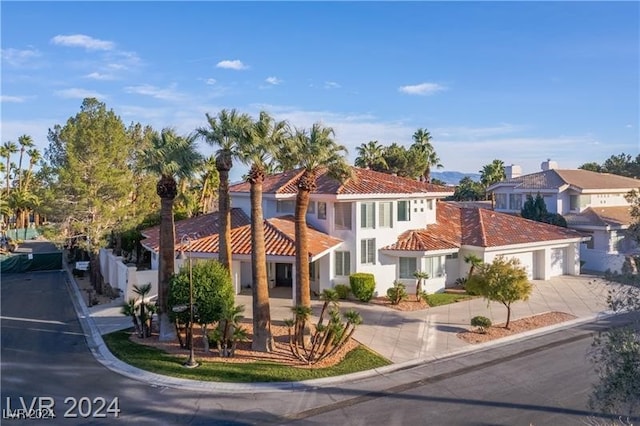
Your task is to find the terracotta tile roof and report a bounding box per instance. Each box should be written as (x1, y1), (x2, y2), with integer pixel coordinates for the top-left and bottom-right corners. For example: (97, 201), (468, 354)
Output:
(142, 209), (342, 258)
(229, 166), (453, 196)
(383, 201), (586, 251)
(565, 206), (633, 228)
(141, 209), (250, 252)
(490, 169), (640, 192)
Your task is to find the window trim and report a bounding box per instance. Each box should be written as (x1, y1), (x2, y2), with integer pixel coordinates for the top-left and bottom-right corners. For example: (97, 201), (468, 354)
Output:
(397, 200), (411, 222)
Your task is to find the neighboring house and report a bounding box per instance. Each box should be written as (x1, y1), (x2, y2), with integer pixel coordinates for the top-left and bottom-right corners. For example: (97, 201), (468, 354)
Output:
(140, 166), (588, 299)
(488, 160), (640, 273)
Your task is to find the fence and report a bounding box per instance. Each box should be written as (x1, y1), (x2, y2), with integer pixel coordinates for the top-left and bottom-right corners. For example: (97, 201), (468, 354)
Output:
(0, 252), (63, 273)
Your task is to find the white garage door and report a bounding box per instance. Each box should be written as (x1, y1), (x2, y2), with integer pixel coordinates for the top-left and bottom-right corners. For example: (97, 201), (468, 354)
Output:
(550, 248), (565, 276)
(507, 252), (533, 279)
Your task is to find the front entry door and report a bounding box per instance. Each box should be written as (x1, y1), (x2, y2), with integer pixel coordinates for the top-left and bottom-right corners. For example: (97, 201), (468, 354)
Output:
(275, 263), (292, 287)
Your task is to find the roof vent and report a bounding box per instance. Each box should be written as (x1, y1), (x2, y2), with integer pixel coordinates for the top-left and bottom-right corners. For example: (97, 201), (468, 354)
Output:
(541, 159), (558, 171)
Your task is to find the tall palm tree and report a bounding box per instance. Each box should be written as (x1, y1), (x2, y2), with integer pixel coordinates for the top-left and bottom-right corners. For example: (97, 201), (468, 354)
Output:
(238, 111), (288, 352)
(354, 140), (387, 170)
(411, 128), (442, 183)
(142, 128), (203, 341)
(283, 123), (351, 308)
(16, 135), (34, 191)
(197, 155), (219, 214)
(195, 109), (252, 276)
(2, 141), (18, 192)
(23, 148), (41, 193)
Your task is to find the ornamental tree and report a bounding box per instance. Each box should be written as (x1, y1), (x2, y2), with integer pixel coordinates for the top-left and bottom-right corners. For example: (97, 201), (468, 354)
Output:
(465, 256), (532, 328)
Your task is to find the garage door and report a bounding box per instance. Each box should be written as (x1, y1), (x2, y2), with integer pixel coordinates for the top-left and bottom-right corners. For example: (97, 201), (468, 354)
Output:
(550, 248), (565, 276)
(507, 252), (533, 279)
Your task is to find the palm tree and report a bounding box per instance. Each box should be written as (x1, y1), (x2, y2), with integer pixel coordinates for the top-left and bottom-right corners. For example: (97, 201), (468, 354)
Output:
(354, 140), (387, 170)
(195, 109), (252, 276)
(197, 155), (219, 214)
(2, 141), (18, 192)
(142, 128), (203, 341)
(480, 159), (506, 206)
(411, 128), (442, 183)
(16, 135), (34, 191)
(237, 111), (288, 352)
(283, 123), (351, 308)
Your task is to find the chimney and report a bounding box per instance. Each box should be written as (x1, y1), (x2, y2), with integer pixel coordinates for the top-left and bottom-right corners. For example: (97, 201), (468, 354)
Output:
(505, 164), (521, 179)
(541, 159), (558, 171)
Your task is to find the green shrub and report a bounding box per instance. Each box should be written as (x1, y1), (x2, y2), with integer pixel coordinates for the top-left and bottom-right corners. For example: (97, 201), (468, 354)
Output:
(333, 284), (351, 300)
(386, 281), (407, 305)
(349, 273), (376, 302)
(470, 316), (492, 334)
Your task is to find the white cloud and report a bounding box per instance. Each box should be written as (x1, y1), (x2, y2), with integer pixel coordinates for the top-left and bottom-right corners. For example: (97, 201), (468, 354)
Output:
(265, 76), (282, 85)
(85, 72), (115, 80)
(398, 82), (447, 96)
(1, 95), (27, 103)
(625, 124), (633, 128)
(51, 34), (115, 51)
(1, 48), (41, 67)
(205, 78), (217, 85)
(216, 59), (248, 70)
(324, 81), (341, 89)
(124, 84), (186, 101)
(54, 88), (106, 99)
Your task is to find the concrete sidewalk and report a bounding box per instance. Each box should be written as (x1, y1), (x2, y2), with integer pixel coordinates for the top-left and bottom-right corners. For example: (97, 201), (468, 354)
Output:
(73, 272), (614, 392)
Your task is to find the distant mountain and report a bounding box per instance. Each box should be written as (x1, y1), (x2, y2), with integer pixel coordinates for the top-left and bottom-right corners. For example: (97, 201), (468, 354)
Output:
(431, 171), (481, 185)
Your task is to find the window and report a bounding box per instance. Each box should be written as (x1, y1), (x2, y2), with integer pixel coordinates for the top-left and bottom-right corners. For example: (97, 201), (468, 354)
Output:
(570, 195), (578, 210)
(424, 256), (444, 278)
(397, 200), (411, 221)
(309, 261), (316, 280)
(335, 202), (352, 230)
(446, 252), (458, 259)
(379, 202), (392, 228)
(495, 193), (508, 209)
(318, 202), (327, 220)
(334, 251), (350, 276)
(276, 200), (295, 213)
(399, 257), (417, 279)
(361, 238), (376, 264)
(427, 199), (433, 210)
(361, 202), (375, 229)
(308, 201), (316, 214)
(509, 194), (523, 211)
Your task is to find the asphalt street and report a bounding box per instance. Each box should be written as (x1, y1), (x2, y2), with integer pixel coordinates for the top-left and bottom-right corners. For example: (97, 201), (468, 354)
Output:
(1, 270), (637, 425)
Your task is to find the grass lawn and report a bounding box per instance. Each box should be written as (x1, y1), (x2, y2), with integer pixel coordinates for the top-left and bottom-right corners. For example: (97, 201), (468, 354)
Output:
(425, 293), (475, 307)
(103, 331), (391, 382)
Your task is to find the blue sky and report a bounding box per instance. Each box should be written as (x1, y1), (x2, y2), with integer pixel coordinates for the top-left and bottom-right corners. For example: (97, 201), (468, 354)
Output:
(2, 1), (638, 182)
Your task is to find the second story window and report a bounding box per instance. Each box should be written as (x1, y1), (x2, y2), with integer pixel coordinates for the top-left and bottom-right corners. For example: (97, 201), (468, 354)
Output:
(360, 238), (376, 264)
(308, 201), (316, 214)
(397, 200), (411, 221)
(509, 194), (523, 211)
(276, 200), (295, 214)
(495, 193), (507, 210)
(379, 202), (392, 228)
(361, 202), (375, 229)
(318, 202), (327, 220)
(335, 202), (352, 230)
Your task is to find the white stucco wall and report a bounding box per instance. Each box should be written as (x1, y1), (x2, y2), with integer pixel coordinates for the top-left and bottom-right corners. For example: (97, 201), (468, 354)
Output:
(580, 247), (626, 273)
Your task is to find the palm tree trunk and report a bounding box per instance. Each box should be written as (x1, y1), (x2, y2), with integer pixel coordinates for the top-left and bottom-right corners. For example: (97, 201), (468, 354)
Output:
(295, 186), (311, 308)
(217, 168), (232, 277)
(250, 173), (273, 352)
(158, 196), (177, 341)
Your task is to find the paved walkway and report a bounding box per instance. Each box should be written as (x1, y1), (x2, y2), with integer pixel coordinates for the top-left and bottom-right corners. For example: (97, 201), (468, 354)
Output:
(73, 272), (615, 392)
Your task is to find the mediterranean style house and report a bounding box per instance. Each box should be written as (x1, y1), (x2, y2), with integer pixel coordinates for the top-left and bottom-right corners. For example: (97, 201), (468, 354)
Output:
(139, 166), (587, 300)
(488, 160), (640, 273)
